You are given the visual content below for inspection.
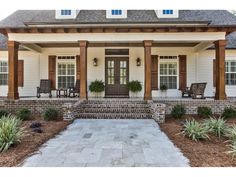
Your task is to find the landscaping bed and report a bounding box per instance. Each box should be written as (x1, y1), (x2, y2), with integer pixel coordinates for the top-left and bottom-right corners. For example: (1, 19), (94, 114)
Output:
(160, 115), (236, 167)
(0, 119), (70, 167)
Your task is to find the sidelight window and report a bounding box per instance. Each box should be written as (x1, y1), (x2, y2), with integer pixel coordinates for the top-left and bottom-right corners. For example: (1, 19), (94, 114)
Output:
(226, 60), (236, 85)
(0, 61), (8, 85)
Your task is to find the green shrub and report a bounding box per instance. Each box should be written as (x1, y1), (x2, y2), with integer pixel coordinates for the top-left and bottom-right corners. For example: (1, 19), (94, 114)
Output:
(160, 84), (168, 91)
(89, 80), (105, 93)
(197, 106), (212, 118)
(225, 125), (236, 141)
(43, 108), (59, 121)
(17, 108), (31, 121)
(127, 80), (142, 93)
(0, 115), (24, 152)
(182, 119), (209, 141)
(171, 104), (186, 119)
(222, 107), (236, 119)
(203, 116), (227, 138)
(0, 110), (8, 118)
(227, 141), (236, 158)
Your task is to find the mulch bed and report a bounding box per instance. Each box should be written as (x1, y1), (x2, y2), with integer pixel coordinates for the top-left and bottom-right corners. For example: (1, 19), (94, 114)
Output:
(0, 119), (71, 167)
(160, 115), (236, 167)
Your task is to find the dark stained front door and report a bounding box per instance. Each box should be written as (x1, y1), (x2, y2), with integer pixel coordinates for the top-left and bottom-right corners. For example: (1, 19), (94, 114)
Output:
(105, 57), (129, 97)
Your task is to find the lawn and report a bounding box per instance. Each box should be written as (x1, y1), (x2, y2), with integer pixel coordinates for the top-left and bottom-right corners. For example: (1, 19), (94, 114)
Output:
(0, 119), (70, 167)
(160, 115), (236, 167)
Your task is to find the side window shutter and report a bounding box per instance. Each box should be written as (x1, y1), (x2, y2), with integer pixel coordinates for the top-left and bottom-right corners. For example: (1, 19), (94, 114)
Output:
(179, 55), (187, 90)
(213, 59), (216, 87)
(151, 55), (158, 90)
(18, 60), (24, 87)
(48, 55), (56, 90)
(76, 55), (80, 80)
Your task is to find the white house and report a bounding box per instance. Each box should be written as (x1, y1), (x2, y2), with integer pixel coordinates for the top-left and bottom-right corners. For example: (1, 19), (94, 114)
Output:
(0, 10), (236, 100)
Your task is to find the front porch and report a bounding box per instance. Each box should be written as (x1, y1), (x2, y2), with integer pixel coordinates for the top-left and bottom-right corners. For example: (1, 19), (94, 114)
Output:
(1, 28), (231, 101)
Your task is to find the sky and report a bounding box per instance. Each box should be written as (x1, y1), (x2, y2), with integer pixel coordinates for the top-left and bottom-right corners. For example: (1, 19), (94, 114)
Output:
(0, 10), (15, 21)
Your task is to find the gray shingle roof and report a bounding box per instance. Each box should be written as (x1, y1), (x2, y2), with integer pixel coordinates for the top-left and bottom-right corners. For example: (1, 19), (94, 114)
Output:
(1, 10), (236, 28)
(1, 10), (236, 50)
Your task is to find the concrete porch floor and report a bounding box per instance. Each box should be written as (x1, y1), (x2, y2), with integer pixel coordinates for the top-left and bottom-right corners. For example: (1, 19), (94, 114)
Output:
(22, 119), (189, 167)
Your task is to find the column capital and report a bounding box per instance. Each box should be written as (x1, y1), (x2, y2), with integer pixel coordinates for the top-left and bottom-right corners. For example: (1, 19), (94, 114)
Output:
(143, 40), (153, 47)
(7, 41), (20, 48)
(214, 40), (227, 47)
(79, 40), (88, 47)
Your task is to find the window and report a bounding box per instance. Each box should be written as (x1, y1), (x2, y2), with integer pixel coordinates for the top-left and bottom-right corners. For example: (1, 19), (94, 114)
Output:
(61, 10), (72, 16)
(57, 56), (76, 89)
(159, 61), (178, 89)
(226, 61), (236, 85)
(163, 10), (173, 15)
(111, 10), (122, 15)
(106, 10), (127, 18)
(0, 61), (8, 85)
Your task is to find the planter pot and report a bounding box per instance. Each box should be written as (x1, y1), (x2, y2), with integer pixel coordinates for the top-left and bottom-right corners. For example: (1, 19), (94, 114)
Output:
(160, 91), (167, 98)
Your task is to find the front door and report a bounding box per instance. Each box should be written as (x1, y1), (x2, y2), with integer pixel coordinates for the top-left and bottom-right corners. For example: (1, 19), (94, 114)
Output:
(105, 57), (129, 97)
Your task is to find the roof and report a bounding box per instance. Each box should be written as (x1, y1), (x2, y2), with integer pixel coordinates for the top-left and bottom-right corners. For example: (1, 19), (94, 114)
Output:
(1, 10), (236, 28)
(0, 10), (236, 50)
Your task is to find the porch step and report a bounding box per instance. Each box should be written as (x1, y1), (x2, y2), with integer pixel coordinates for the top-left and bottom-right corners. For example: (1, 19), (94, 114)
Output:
(73, 100), (152, 119)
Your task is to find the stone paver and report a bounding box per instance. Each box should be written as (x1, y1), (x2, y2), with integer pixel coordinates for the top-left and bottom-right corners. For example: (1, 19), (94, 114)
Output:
(22, 119), (189, 167)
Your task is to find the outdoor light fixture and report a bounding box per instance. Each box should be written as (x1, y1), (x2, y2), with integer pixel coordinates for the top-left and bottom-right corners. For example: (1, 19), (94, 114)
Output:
(136, 58), (141, 66)
(93, 58), (98, 66)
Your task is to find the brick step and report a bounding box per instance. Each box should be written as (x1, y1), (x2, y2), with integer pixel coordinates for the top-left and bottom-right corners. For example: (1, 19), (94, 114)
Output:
(75, 113), (152, 119)
(75, 108), (150, 113)
(78, 104), (149, 108)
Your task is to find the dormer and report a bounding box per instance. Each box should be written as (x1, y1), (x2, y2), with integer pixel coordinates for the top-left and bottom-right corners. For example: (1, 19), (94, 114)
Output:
(106, 10), (127, 19)
(55, 10), (80, 19)
(155, 10), (179, 18)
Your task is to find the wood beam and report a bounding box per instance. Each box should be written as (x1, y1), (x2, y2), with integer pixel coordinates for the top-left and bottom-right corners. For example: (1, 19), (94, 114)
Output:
(193, 42), (213, 52)
(7, 41), (19, 100)
(21, 43), (42, 53)
(79, 41), (88, 100)
(214, 40), (227, 100)
(143, 40), (153, 100)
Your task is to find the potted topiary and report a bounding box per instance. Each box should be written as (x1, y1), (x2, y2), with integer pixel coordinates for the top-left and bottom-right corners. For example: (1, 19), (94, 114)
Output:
(160, 84), (168, 98)
(127, 80), (142, 97)
(89, 80), (105, 98)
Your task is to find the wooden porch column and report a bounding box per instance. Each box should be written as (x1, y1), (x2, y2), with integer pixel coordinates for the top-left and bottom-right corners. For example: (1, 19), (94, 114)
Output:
(79, 41), (88, 100)
(143, 40), (153, 100)
(7, 41), (19, 100)
(214, 40), (227, 100)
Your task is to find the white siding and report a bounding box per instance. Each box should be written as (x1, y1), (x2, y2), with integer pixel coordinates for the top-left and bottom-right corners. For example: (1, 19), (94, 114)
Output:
(0, 47), (236, 98)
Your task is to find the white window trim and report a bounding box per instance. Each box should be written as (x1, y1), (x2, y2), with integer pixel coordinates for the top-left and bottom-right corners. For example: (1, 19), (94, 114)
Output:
(0, 60), (8, 86)
(56, 56), (76, 89)
(55, 10), (80, 19)
(158, 58), (179, 90)
(225, 59), (236, 86)
(106, 10), (127, 19)
(155, 10), (179, 18)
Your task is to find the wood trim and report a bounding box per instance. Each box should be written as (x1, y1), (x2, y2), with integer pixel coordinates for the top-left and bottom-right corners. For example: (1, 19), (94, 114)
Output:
(143, 40), (153, 100)
(151, 55), (158, 90)
(1, 27), (236, 34)
(76, 55), (80, 80)
(48, 55), (56, 90)
(213, 59), (216, 87)
(214, 40), (227, 100)
(179, 55), (187, 90)
(7, 41), (19, 99)
(18, 60), (24, 87)
(79, 41), (88, 100)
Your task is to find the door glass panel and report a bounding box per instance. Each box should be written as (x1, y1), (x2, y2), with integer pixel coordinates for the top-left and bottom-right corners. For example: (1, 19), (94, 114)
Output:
(107, 60), (115, 85)
(119, 60), (127, 85)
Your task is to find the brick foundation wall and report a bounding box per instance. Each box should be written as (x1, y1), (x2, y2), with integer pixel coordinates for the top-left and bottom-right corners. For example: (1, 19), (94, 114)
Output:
(0, 99), (78, 118)
(156, 100), (236, 115)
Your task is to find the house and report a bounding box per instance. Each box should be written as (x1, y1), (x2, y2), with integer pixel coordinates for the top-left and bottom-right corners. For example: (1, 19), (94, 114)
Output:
(0, 10), (236, 100)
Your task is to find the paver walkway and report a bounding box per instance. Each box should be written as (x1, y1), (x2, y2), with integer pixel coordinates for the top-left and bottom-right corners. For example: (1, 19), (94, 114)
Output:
(22, 119), (189, 167)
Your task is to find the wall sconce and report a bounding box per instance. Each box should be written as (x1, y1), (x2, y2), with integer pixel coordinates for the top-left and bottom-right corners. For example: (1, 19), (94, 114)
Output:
(136, 58), (141, 66)
(93, 58), (98, 66)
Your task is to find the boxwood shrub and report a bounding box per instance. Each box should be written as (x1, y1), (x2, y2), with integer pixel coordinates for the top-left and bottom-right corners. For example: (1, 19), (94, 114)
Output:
(197, 106), (212, 118)
(43, 108), (59, 121)
(171, 104), (186, 119)
(17, 108), (31, 121)
(222, 107), (236, 119)
(0, 110), (8, 119)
